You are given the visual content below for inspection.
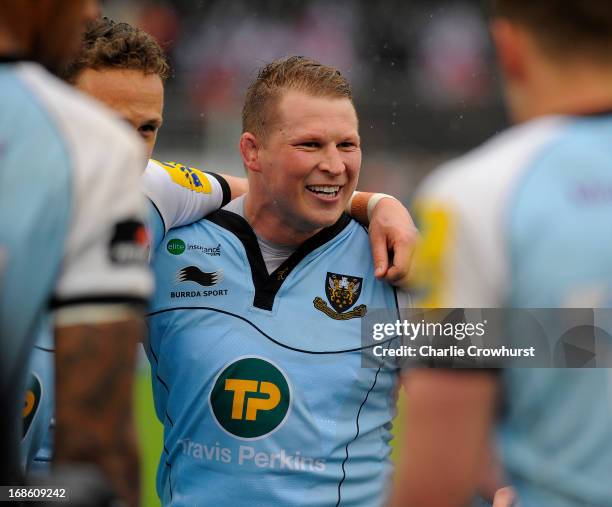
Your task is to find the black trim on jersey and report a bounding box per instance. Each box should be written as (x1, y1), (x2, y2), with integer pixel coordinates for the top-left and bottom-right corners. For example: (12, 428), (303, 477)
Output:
(146, 343), (172, 396)
(149, 322), (175, 500)
(206, 172), (232, 208)
(49, 295), (148, 310)
(336, 362), (384, 507)
(148, 305), (398, 355)
(205, 210), (352, 310)
(0, 55), (27, 63)
(393, 286), (400, 316)
(144, 339), (176, 428)
(163, 444), (174, 501)
(148, 197), (167, 237)
(33, 345), (55, 353)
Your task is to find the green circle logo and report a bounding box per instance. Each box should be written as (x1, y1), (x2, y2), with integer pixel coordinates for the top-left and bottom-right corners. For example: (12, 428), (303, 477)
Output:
(210, 357), (291, 439)
(167, 238), (185, 255)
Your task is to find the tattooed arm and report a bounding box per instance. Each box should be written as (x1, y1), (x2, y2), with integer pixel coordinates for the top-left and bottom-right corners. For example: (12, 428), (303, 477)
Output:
(54, 315), (143, 507)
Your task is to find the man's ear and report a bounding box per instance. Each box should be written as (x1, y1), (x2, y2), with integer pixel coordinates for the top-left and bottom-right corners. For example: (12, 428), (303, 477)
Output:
(239, 132), (262, 173)
(490, 19), (527, 83)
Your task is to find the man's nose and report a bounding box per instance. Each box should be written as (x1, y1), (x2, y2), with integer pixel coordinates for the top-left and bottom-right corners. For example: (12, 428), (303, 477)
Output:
(318, 146), (345, 175)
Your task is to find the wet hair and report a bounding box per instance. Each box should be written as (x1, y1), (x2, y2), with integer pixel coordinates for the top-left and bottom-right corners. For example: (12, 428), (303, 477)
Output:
(242, 56), (354, 141)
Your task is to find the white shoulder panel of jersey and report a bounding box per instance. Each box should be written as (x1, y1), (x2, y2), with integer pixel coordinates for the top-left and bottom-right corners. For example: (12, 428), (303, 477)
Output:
(414, 116), (568, 307)
(18, 63), (152, 313)
(141, 159), (225, 233)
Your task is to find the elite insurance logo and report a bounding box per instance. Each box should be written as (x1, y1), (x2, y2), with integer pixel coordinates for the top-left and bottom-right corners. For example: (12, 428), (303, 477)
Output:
(209, 356), (291, 440)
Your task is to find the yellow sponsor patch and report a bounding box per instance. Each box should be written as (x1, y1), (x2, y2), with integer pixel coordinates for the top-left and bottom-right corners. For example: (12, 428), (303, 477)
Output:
(410, 201), (452, 308)
(156, 160), (212, 194)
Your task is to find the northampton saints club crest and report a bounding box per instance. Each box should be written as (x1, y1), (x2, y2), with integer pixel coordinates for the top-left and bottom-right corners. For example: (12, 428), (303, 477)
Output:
(313, 272), (367, 320)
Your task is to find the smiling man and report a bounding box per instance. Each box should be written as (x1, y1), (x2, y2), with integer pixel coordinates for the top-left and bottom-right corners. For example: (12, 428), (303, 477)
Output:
(146, 56), (405, 506)
(240, 86), (361, 246)
(20, 20), (419, 479)
(61, 18), (416, 283)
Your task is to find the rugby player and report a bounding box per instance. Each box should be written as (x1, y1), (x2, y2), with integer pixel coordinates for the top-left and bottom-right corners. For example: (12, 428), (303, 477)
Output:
(0, 1), (150, 505)
(146, 56), (407, 506)
(22, 18), (419, 478)
(63, 18), (417, 286)
(392, 1), (612, 506)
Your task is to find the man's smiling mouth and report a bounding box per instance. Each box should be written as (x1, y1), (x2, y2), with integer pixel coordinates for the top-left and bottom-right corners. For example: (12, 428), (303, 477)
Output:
(305, 185), (341, 197)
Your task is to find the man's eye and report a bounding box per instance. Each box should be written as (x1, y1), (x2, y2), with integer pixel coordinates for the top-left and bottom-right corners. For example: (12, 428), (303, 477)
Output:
(300, 142), (319, 148)
(338, 142), (355, 149)
(140, 125), (157, 133)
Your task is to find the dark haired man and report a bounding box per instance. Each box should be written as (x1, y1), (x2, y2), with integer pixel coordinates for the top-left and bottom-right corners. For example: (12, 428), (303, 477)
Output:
(393, 1), (612, 506)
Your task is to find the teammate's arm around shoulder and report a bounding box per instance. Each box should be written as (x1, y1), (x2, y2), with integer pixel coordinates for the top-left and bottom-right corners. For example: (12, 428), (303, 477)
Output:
(347, 192), (419, 286)
(141, 159), (237, 240)
(52, 128), (152, 507)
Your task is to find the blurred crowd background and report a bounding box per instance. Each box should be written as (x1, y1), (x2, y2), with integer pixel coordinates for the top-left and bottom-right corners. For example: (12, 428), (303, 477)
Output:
(103, 0), (507, 204)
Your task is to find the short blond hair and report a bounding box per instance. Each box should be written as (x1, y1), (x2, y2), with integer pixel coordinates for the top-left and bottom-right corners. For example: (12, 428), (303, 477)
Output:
(242, 56), (354, 141)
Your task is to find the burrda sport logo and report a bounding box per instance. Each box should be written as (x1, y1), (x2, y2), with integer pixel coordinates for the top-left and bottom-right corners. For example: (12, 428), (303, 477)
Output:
(210, 357), (291, 440)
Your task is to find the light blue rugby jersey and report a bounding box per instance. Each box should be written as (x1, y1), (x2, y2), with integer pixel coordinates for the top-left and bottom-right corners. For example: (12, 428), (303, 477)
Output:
(415, 114), (612, 507)
(0, 61), (150, 478)
(0, 63), (70, 447)
(1, 63), (73, 473)
(147, 210), (400, 507)
(501, 115), (612, 507)
(21, 325), (54, 473)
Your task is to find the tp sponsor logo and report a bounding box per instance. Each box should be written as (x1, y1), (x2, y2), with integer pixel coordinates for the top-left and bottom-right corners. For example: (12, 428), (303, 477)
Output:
(210, 357), (291, 439)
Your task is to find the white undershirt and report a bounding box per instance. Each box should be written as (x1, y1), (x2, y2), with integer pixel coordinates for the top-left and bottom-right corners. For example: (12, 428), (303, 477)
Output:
(224, 196), (412, 307)
(224, 196), (296, 274)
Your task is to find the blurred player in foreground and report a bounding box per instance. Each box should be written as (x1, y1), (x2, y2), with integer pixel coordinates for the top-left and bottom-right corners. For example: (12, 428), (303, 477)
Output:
(146, 56), (408, 506)
(0, 1), (151, 505)
(392, 1), (612, 506)
(21, 18), (418, 478)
